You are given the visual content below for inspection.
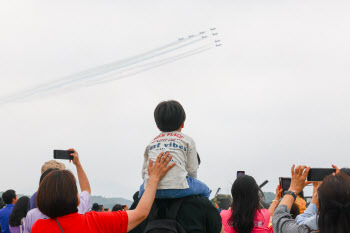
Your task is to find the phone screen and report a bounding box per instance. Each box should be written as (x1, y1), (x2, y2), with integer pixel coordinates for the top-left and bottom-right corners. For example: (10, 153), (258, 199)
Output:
(237, 171), (245, 178)
(53, 150), (74, 160)
(279, 177), (291, 196)
(307, 168), (336, 181)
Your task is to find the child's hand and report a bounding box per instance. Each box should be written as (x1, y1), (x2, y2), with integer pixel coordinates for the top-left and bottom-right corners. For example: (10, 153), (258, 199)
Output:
(148, 152), (176, 182)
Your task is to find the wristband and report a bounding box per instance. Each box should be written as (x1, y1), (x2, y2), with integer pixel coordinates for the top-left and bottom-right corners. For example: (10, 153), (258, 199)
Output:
(272, 200), (279, 203)
(284, 191), (297, 201)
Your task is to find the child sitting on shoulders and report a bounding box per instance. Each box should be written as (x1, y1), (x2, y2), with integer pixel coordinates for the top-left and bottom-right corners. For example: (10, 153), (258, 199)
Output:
(139, 100), (210, 199)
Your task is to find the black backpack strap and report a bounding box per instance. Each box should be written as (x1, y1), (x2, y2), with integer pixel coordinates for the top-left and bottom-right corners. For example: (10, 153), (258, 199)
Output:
(166, 198), (184, 219)
(54, 219), (64, 233)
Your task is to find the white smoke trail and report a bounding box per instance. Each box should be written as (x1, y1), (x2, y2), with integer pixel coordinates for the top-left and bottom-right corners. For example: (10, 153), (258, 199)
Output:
(0, 29), (220, 104)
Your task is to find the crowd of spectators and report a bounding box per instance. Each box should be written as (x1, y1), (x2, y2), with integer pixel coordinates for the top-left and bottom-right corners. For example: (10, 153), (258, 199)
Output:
(1, 100), (350, 233)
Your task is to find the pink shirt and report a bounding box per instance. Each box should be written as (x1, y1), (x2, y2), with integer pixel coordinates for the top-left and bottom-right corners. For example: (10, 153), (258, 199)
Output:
(220, 209), (270, 233)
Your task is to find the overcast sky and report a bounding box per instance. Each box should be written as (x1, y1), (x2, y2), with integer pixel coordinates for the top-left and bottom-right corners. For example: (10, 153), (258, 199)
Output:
(1, 0), (350, 199)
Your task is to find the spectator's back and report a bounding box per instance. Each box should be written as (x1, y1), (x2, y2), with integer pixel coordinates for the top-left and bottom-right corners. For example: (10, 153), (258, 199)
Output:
(129, 195), (222, 233)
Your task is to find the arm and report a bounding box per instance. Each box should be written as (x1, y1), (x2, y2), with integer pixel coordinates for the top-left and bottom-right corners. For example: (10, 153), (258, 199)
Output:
(69, 149), (91, 194)
(269, 185), (282, 218)
(126, 152), (175, 232)
(273, 165), (311, 233)
(186, 140), (199, 178)
(273, 205), (303, 233)
(295, 182), (319, 230)
(220, 226), (225, 233)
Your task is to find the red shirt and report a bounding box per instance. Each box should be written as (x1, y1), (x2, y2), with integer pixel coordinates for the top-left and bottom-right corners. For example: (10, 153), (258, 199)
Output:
(31, 211), (128, 233)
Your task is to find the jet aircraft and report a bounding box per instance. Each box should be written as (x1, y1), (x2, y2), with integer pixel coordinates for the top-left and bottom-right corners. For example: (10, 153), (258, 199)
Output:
(210, 28), (216, 30)
(215, 40), (221, 42)
(212, 33), (218, 35)
(216, 44), (222, 47)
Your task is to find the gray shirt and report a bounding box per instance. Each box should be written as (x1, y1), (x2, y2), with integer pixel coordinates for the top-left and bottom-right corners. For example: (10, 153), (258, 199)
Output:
(142, 131), (198, 189)
(272, 205), (316, 233)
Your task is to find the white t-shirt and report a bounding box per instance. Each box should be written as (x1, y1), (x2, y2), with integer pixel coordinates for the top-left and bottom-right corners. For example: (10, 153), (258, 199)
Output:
(142, 131), (199, 189)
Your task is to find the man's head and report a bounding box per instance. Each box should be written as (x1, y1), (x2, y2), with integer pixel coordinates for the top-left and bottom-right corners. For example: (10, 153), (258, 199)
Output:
(154, 100), (186, 132)
(2, 189), (17, 205)
(41, 160), (65, 174)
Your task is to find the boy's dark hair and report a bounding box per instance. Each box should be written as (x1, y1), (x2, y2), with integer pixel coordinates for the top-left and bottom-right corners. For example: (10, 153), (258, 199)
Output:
(2, 189), (16, 204)
(36, 170), (78, 218)
(154, 100), (186, 132)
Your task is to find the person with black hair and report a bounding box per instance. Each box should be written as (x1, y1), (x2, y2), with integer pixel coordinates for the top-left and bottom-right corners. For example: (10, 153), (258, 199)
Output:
(0, 190), (18, 233)
(91, 203), (101, 212)
(220, 175), (273, 233)
(112, 204), (128, 212)
(9, 196), (30, 233)
(139, 100), (210, 199)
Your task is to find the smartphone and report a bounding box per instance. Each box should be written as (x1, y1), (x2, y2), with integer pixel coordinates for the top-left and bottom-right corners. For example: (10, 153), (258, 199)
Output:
(279, 177), (291, 196)
(237, 171), (245, 178)
(307, 168), (336, 181)
(53, 150), (74, 160)
(104, 208), (109, 211)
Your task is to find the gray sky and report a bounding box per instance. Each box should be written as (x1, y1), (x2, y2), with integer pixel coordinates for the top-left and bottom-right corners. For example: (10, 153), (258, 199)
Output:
(1, 0), (350, 199)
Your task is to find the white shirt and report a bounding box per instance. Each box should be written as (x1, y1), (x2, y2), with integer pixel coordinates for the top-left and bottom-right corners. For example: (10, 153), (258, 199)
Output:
(142, 131), (199, 189)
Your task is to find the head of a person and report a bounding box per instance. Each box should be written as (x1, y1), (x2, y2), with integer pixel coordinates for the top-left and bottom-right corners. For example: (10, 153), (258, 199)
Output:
(317, 173), (350, 232)
(91, 203), (100, 212)
(8, 196), (30, 227)
(41, 160), (65, 175)
(230, 175), (263, 233)
(290, 203), (300, 219)
(2, 189), (17, 205)
(39, 168), (59, 185)
(154, 100), (186, 132)
(112, 204), (124, 212)
(36, 170), (79, 218)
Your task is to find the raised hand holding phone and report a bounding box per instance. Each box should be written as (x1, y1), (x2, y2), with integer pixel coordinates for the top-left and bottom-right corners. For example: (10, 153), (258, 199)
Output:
(67, 148), (80, 166)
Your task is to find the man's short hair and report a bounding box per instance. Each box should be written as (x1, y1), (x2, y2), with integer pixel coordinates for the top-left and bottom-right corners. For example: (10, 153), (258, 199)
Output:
(41, 160), (65, 174)
(2, 190), (16, 204)
(154, 100), (186, 132)
(36, 170), (78, 218)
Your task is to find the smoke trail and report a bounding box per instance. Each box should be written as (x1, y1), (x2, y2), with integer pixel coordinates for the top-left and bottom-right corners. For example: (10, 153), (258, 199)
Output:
(83, 44), (212, 86)
(82, 47), (213, 86)
(0, 29), (221, 105)
(0, 37), (208, 104)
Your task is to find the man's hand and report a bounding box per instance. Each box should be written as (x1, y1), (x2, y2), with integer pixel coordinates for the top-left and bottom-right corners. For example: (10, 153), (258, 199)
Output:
(67, 148), (81, 167)
(148, 152), (176, 182)
(289, 165), (310, 194)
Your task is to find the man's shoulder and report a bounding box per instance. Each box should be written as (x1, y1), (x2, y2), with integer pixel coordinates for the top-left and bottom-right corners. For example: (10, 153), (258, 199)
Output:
(27, 208), (48, 219)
